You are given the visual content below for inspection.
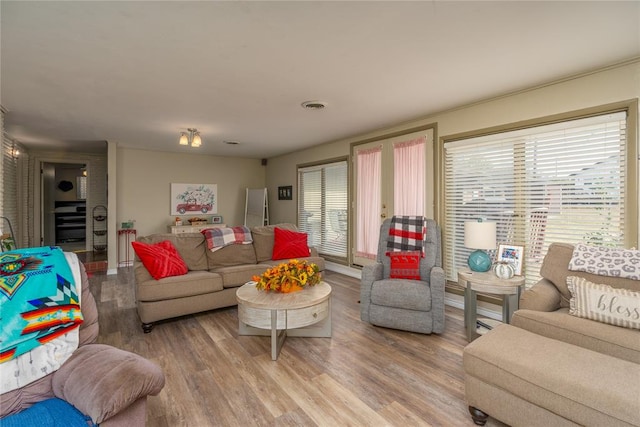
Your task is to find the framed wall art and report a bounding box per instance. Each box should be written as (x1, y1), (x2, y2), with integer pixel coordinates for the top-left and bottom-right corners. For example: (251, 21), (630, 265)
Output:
(278, 185), (293, 200)
(496, 243), (524, 275)
(170, 183), (217, 215)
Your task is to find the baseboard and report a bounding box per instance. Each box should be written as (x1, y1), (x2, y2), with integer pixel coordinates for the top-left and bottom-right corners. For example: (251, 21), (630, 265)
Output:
(445, 294), (502, 321)
(325, 261), (361, 279)
(107, 268), (118, 275)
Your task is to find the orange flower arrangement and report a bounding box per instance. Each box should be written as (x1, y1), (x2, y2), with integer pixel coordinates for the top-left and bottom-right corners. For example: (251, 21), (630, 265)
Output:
(253, 259), (321, 293)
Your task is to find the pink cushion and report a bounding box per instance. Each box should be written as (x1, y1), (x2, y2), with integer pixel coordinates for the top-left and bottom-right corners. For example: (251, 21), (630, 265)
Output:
(132, 240), (188, 280)
(272, 228), (310, 260)
(389, 251), (421, 280)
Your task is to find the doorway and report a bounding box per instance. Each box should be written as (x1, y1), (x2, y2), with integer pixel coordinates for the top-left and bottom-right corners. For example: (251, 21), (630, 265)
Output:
(42, 162), (88, 252)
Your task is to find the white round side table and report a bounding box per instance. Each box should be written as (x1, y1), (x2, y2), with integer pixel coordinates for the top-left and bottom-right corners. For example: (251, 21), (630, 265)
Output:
(458, 270), (525, 342)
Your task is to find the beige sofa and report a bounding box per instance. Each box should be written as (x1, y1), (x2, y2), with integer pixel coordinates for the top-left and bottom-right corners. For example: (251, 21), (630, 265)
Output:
(134, 223), (325, 332)
(464, 242), (640, 426)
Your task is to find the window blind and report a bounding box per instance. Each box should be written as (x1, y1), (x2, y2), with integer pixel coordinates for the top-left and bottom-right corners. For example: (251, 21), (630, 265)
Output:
(298, 160), (348, 262)
(444, 111), (628, 286)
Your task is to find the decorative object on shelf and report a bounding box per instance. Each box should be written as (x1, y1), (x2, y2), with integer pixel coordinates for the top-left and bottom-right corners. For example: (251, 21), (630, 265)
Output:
(170, 183), (217, 215)
(493, 260), (515, 279)
(496, 243), (525, 275)
(174, 217), (182, 226)
(179, 128), (202, 147)
(464, 219), (496, 272)
(121, 220), (135, 229)
(278, 185), (293, 200)
(252, 259), (321, 293)
(188, 217), (209, 226)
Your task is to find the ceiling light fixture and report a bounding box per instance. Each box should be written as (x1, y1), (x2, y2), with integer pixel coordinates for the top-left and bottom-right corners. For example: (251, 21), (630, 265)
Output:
(179, 128), (202, 147)
(301, 100), (327, 110)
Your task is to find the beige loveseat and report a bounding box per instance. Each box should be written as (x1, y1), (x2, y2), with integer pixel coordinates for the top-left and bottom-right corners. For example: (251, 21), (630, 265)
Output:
(134, 224), (325, 332)
(464, 242), (640, 426)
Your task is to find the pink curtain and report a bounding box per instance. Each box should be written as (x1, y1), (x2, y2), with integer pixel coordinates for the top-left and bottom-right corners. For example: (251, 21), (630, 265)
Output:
(356, 146), (381, 260)
(394, 137), (425, 216)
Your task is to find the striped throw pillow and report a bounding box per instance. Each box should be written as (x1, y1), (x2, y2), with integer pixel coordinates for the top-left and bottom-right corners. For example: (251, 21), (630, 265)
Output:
(567, 276), (640, 330)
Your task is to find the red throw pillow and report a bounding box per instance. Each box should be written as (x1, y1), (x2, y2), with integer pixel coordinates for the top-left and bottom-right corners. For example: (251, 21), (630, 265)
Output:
(388, 250), (421, 280)
(272, 227), (310, 260)
(132, 240), (188, 280)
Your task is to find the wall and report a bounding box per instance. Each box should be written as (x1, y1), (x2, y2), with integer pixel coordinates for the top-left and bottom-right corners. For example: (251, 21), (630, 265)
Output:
(266, 60), (640, 243)
(116, 148), (266, 237)
(54, 166), (84, 202)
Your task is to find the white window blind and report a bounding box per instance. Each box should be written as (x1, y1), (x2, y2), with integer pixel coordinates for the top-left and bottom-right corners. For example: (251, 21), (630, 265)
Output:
(444, 111), (628, 286)
(298, 160), (348, 262)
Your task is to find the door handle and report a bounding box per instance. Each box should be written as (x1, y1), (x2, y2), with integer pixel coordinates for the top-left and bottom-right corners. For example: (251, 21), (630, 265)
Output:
(381, 213), (387, 218)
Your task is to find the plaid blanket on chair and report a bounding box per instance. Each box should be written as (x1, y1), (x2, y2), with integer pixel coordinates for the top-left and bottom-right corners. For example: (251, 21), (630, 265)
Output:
(202, 226), (253, 252)
(386, 216), (426, 256)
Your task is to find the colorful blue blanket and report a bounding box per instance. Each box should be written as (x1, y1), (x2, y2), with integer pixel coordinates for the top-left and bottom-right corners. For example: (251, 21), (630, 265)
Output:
(0, 398), (95, 427)
(202, 226), (253, 252)
(0, 247), (83, 393)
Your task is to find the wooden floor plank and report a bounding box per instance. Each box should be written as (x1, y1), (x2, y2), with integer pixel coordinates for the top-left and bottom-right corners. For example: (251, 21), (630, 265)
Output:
(90, 269), (507, 427)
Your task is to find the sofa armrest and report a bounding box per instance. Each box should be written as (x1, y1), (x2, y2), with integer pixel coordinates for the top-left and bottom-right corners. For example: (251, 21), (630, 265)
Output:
(52, 344), (165, 424)
(519, 278), (561, 312)
(360, 263), (383, 322)
(309, 247), (319, 257)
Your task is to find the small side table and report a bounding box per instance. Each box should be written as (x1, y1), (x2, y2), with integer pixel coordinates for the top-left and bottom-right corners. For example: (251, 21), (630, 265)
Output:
(117, 229), (137, 267)
(458, 270), (525, 342)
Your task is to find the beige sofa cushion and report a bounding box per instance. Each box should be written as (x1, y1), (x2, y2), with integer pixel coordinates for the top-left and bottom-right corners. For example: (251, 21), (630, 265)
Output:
(251, 223), (298, 262)
(206, 244), (257, 268)
(137, 233), (208, 271)
(210, 264), (268, 288)
(136, 270), (223, 302)
(540, 243), (640, 307)
(511, 308), (640, 363)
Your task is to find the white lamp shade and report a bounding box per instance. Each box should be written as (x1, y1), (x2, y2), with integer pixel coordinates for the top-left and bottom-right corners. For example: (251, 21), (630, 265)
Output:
(464, 221), (497, 250)
(179, 133), (189, 145)
(191, 133), (202, 147)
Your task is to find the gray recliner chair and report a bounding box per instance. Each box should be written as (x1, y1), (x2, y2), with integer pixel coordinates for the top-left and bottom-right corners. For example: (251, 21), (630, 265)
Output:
(360, 218), (445, 334)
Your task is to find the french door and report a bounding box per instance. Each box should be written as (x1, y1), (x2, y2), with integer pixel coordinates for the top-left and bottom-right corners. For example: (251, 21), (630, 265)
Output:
(352, 129), (431, 266)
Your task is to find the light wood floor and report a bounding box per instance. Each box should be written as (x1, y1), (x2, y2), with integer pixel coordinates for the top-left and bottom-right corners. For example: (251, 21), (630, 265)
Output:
(89, 269), (506, 427)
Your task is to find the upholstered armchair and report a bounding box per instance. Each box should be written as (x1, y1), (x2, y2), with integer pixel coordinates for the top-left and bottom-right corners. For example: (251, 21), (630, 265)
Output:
(0, 256), (165, 426)
(360, 218), (445, 334)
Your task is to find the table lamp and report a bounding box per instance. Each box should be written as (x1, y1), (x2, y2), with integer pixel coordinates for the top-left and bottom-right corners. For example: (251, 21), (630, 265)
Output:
(464, 219), (497, 272)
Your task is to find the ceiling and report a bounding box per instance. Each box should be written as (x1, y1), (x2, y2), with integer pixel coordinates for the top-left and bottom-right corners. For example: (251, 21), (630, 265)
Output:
(2, 1), (639, 158)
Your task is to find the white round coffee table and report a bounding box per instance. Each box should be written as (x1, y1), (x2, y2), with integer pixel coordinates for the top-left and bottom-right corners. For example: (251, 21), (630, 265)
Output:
(236, 281), (332, 360)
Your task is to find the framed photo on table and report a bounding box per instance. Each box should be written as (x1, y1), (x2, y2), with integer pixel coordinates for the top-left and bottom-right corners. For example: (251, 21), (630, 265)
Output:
(496, 243), (524, 275)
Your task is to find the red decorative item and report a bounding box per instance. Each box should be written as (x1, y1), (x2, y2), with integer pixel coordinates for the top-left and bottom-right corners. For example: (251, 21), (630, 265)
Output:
(271, 227), (310, 260)
(388, 250), (421, 280)
(131, 240), (188, 280)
